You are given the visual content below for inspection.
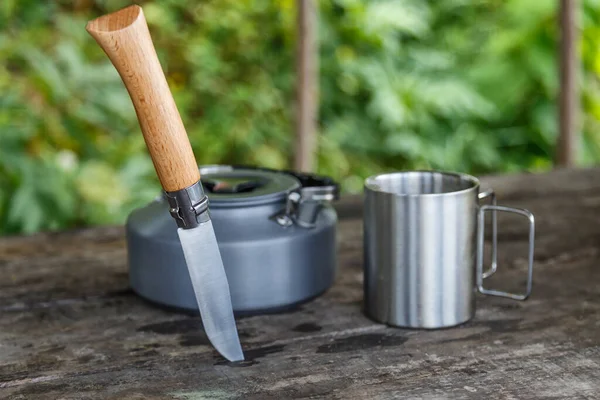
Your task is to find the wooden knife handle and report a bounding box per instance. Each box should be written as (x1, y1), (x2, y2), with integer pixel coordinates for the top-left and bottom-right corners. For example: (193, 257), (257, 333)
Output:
(86, 5), (200, 192)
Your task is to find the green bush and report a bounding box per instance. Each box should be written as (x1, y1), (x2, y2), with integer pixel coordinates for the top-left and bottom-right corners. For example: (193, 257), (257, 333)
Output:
(0, 0), (599, 234)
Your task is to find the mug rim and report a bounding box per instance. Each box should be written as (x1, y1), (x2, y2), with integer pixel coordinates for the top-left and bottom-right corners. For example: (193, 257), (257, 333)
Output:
(364, 170), (480, 198)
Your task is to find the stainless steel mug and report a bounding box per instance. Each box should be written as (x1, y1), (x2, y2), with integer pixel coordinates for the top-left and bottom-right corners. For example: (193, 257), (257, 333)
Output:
(363, 171), (535, 329)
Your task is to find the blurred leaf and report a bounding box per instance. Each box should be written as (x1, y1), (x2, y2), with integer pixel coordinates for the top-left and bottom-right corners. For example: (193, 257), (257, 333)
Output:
(1, 0), (599, 235)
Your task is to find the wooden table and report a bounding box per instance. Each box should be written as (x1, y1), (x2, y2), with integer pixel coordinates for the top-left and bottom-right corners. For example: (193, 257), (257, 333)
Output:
(2, 168), (600, 399)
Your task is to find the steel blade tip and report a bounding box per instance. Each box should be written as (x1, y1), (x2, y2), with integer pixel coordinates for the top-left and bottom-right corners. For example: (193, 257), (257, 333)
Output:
(218, 342), (245, 362)
(177, 222), (245, 363)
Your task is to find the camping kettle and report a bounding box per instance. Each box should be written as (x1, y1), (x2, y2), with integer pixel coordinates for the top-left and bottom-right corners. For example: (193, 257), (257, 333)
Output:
(126, 165), (339, 315)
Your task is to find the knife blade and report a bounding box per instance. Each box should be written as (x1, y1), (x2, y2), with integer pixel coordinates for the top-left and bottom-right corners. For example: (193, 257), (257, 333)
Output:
(86, 4), (244, 362)
(178, 221), (244, 361)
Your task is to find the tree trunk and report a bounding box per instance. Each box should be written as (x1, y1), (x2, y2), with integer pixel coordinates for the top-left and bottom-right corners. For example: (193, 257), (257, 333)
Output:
(294, 0), (318, 172)
(556, 0), (579, 167)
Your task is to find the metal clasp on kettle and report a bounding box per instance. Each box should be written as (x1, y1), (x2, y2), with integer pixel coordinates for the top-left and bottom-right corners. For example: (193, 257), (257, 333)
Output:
(274, 191), (302, 227)
(273, 172), (339, 228)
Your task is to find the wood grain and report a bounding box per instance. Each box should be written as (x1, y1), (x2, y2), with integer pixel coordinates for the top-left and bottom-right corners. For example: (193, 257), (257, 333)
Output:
(2, 168), (600, 399)
(86, 5), (200, 192)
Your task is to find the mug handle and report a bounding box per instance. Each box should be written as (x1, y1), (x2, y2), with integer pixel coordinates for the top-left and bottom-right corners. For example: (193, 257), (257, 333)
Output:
(477, 189), (498, 278)
(476, 201), (535, 301)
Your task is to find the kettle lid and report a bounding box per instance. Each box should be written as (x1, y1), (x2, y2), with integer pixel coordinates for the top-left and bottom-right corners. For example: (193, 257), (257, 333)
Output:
(199, 165), (300, 208)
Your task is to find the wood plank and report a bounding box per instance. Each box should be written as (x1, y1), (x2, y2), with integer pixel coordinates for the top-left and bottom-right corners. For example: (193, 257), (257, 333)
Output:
(1, 168), (600, 399)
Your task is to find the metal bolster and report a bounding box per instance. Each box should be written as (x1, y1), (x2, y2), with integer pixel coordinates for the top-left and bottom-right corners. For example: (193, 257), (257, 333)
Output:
(164, 180), (210, 229)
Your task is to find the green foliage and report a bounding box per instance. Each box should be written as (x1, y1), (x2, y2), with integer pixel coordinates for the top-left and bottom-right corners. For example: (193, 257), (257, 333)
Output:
(0, 0), (599, 234)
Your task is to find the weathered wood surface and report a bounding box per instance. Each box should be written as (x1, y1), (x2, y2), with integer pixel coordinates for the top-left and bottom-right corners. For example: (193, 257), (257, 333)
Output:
(2, 168), (600, 399)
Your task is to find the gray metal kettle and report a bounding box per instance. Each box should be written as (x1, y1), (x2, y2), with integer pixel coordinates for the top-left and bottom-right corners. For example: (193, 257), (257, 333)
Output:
(126, 165), (339, 315)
